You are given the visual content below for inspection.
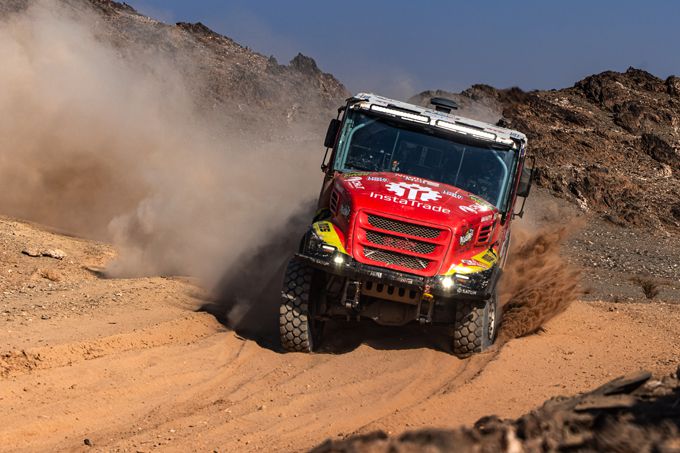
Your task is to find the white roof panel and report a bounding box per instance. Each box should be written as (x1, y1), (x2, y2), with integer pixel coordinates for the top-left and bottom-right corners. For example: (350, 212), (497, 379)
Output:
(350, 92), (527, 146)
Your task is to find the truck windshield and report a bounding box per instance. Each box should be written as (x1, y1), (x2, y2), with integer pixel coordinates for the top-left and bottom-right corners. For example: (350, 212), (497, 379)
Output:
(334, 110), (518, 209)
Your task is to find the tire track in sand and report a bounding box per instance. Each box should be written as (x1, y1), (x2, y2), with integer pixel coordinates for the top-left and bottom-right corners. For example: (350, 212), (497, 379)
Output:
(0, 312), (222, 378)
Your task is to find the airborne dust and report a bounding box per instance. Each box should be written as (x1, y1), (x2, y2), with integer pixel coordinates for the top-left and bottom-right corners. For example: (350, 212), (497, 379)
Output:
(498, 199), (583, 341)
(0, 0), (580, 344)
(0, 0), (321, 286)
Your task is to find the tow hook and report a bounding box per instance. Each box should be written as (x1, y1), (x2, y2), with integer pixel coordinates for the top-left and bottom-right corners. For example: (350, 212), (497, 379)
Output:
(418, 286), (435, 324)
(343, 280), (361, 310)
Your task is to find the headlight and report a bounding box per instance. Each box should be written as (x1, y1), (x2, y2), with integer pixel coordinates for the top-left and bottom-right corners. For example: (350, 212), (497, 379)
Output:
(433, 273), (488, 295)
(332, 253), (346, 265)
(434, 275), (456, 292)
(440, 276), (454, 289)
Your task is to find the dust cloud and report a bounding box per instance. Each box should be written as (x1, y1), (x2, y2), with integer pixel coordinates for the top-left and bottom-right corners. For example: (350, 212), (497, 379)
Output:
(204, 206), (313, 345)
(0, 1), (322, 285)
(498, 199), (583, 342)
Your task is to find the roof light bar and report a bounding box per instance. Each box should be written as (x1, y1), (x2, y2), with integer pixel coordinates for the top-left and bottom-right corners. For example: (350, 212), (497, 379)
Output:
(435, 120), (497, 141)
(370, 105), (429, 123)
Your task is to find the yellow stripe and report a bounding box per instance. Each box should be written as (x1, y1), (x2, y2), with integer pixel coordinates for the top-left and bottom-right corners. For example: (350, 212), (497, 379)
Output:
(443, 248), (499, 275)
(312, 221), (347, 254)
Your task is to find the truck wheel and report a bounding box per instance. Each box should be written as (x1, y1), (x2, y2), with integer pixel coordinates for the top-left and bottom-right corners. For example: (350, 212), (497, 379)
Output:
(451, 292), (500, 358)
(279, 259), (324, 352)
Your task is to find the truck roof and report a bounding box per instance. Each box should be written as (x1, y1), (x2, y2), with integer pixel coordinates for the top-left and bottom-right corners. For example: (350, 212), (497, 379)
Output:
(349, 93), (527, 148)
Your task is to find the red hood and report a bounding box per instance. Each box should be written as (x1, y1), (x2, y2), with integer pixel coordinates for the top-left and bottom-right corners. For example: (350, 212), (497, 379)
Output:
(335, 172), (497, 229)
(331, 172), (500, 277)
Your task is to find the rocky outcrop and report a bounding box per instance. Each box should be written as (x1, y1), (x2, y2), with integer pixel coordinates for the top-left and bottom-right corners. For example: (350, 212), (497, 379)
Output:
(312, 368), (680, 452)
(415, 68), (680, 233)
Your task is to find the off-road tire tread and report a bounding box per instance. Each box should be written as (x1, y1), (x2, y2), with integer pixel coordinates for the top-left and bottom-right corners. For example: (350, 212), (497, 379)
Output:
(452, 300), (485, 358)
(279, 259), (314, 352)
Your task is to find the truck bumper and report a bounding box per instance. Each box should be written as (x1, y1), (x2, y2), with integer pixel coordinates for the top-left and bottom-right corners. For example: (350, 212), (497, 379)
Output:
(294, 252), (499, 302)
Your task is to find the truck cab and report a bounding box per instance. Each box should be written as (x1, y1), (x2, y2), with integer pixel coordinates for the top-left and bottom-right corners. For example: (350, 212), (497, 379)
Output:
(280, 93), (531, 357)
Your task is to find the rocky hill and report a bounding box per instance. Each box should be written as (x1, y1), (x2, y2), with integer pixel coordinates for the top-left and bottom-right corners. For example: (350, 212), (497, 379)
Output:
(413, 68), (680, 234)
(1, 0), (348, 135)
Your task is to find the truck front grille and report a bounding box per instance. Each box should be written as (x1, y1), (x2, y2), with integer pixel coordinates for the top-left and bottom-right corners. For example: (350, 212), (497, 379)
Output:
(363, 247), (431, 271)
(365, 230), (436, 254)
(354, 212), (451, 277)
(367, 215), (441, 239)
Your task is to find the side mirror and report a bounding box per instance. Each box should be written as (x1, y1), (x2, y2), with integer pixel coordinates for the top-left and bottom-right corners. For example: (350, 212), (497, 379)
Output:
(324, 119), (341, 148)
(513, 156), (535, 219)
(516, 165), (533, 198)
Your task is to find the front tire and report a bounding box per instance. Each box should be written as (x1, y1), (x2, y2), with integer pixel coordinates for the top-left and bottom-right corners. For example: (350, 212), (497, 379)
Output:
(451, 291), (500, 358)
(279, 259), (324, 352)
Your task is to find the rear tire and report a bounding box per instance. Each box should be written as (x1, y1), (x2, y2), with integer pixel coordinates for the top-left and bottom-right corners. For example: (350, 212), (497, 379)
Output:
(451, 291), (500, 358)
(279, 259), (324, 352)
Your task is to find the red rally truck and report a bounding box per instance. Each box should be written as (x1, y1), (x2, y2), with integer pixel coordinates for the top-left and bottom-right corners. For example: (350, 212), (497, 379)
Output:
(280, 93), (532, 357)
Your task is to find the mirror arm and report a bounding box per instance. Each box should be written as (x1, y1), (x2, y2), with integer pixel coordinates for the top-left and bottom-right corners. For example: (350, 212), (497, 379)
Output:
(512, 195), (528, 219)
(321, 147), (330, 172)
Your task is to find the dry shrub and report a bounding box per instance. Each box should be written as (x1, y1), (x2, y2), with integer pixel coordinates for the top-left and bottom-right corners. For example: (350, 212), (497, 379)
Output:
(630, 276), (660, 300)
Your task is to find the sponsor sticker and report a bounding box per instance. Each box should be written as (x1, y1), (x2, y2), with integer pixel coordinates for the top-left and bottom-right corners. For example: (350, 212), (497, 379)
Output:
(402, 175), (440, 187)
(369, 192), (451, 214)
(443, 190), (463, 199)
(459, 228), (474, 246)
(459, 204), (491, 214)
(345, 176), (365, 189)
(385, 182), (442, 202)
(367, 176), (388, 182)
(469, 195), (493, 208)
(482, 251), (496, 263)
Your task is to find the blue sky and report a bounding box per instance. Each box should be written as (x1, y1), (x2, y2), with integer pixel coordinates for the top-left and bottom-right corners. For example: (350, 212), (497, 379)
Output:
(127, 1), (680, 98)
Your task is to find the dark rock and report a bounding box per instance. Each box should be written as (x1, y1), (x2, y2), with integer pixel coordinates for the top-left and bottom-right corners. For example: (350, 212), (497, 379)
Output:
(312, 369), (680, 452)
(290, 53), (321, 76)
(640, 134), (679, 168)
(672, 204), (680, 221)
(666, 76), (680, 97)
(176, 21), (220, 38)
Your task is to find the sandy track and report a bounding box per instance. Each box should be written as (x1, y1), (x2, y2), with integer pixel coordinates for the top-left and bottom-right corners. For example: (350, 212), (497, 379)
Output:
(1, 300), (678, 452)
(0, 218), (678, 452)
